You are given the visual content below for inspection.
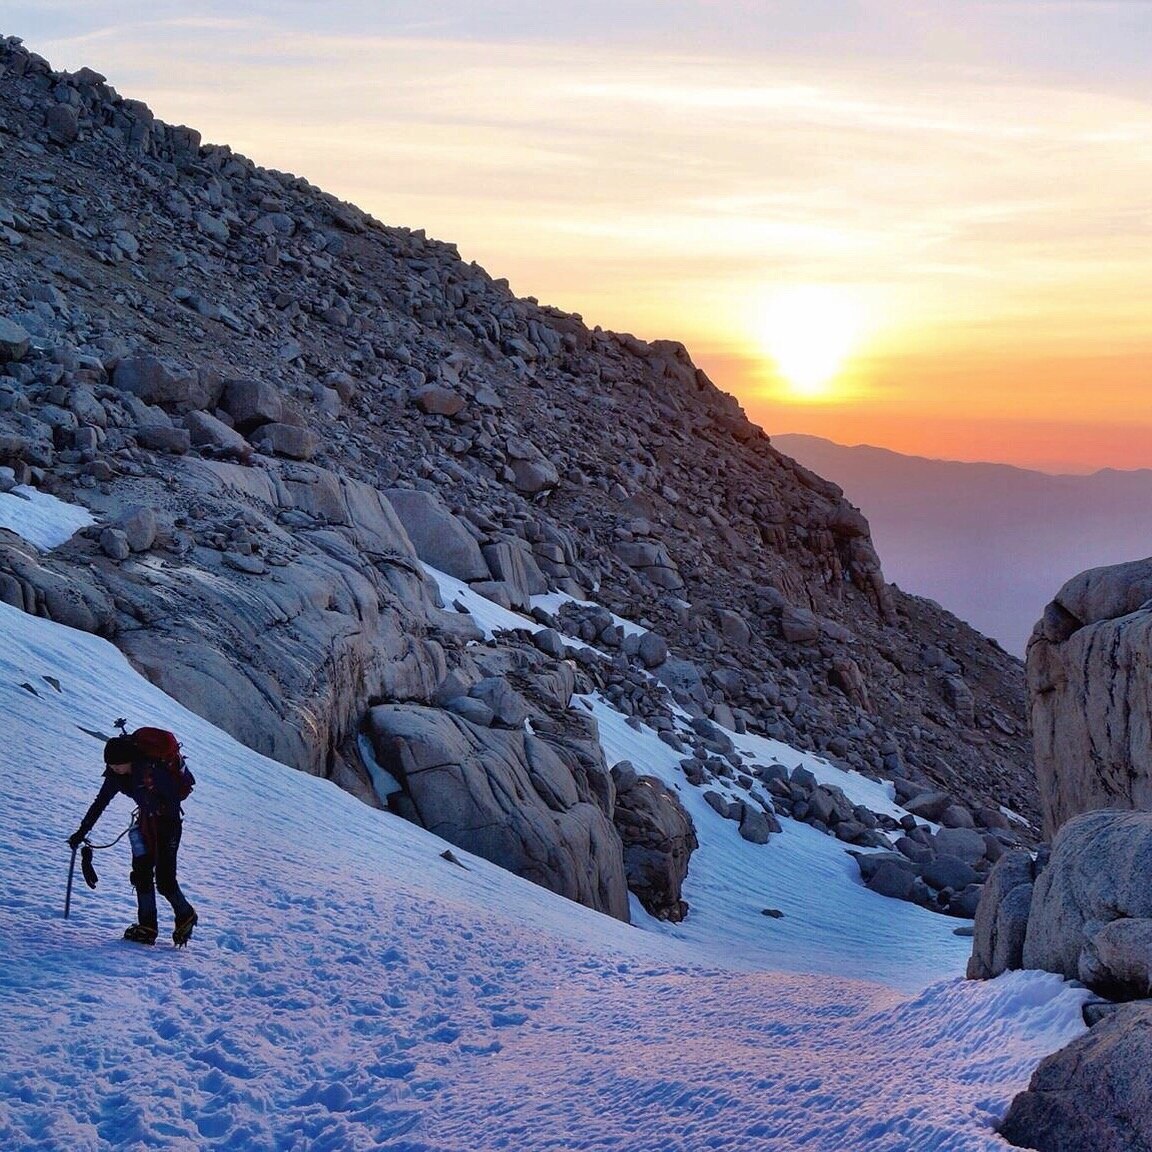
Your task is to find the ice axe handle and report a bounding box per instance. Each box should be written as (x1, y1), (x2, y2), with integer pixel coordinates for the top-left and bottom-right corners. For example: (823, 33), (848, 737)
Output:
(64, 844), (78, 919)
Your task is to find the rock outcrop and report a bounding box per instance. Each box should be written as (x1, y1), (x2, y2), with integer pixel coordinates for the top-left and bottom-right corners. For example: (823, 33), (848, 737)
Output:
(1022, 809), (1152, 997)
(969, 810), (1152, 1000)
(975, 530), (1152, 1146)
(965, 850), (1036, 979)
(611, 761), (698, 922)
(999, 1002), (1152, 1152)
(365, 703), (630, 920)
(1027, 558), (1152, 838)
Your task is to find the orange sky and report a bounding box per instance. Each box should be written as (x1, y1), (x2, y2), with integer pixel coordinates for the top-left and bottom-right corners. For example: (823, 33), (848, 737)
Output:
(697, 347), (1152, 474)
(12, 3), (1152, 473)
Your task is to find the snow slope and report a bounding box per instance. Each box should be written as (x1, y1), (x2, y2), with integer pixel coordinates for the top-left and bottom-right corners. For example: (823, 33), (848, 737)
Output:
(0, 493), (1088, 1151)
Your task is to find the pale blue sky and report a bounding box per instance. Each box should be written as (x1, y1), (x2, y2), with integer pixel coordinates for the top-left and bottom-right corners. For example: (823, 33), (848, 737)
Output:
(12, 1), (1152, 81)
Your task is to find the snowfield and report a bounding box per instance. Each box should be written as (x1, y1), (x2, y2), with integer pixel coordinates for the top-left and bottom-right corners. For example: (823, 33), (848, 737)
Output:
(0, 493), (1088, 1150)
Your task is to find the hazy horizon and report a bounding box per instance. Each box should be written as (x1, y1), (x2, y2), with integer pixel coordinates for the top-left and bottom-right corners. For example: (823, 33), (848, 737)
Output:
(772, 430), (1152, 479)
(775, 432), (1152, 656)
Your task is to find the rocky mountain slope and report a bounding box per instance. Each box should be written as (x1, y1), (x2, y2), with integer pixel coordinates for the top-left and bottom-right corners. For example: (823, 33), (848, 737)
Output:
(0, 36), (1037, 917)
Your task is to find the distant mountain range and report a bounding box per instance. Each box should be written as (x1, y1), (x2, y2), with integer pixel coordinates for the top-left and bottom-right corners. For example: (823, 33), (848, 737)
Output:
(773, 434), (1152, 658)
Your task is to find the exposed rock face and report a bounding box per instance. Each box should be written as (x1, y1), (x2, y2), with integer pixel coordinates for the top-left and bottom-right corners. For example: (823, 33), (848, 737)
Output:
(999, 1002), (1152, 1152)
(14, 455), (448, 772)
(971, 574), (1152, 1148)
(611, 762), (698, 922)
(1079, 919), (1152, 1001)
(966, 850), (1036, 980)
(971, 810), (1152, 998)
(1028, 558), (1152, 838)
(974, 568), (1152, 1149)
(385, 488), (489, 582)
(365, 703), (630, 920)
(1022, 809), (1152, 995)
(0, 36), (1039, 917)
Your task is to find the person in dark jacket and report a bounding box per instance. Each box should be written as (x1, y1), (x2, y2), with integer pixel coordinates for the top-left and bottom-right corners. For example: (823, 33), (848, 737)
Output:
(68, 735), (198, 946)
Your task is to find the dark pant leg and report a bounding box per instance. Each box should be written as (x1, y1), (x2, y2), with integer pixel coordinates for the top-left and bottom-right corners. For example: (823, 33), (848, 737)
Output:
(154, 817), (193, 923)
(129, 851), (158, 930)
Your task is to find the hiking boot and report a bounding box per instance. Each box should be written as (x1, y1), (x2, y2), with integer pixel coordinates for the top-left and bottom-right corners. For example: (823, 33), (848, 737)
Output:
(172, 908), (198, 948)
(123, 923), (158, 945)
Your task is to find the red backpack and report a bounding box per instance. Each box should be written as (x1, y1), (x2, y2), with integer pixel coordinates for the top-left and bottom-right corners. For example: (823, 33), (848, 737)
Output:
(126, 725), (196, 809)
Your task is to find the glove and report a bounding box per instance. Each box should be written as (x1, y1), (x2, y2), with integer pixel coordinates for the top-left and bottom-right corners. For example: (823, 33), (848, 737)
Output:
(67, 830), (85, 851)
(81, 845), (99, 889)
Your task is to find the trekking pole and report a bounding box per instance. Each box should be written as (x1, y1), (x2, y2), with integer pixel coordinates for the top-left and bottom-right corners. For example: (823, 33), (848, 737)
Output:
(64, 843), (78, 919)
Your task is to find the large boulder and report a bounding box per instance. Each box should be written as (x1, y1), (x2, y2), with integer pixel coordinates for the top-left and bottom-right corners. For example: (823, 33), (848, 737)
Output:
(113, 355), (221, 412)
(185, 410), (250, 456)
(252, 422), (318, 460)
(612, 539), (684, 590)
(220, 377), (284, 432)
(1028, 559), (1152, 837)
(365, 703), (631, 921)
(109, 505), (157, 553)
(45, 102), (80, 145)
(0, 317), (31, 362)
(510, 457), (559, 495)
(385, 488), (491, 583)
(482, 539), (548, 602)
(1022, 809), (1152, 991)
(967, 850), (1036, 980)
(933, 826), (988, 867)
(1078, 918), (1152, 1000)
(999, 1002), (1152, 1152)
(611, 763), (698, 922)
(412, 384), (466, 417)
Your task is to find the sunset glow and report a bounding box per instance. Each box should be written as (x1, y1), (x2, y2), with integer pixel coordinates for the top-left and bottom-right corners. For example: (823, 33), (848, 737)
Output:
(757, 286), (870, 401)
(12, 1), (1152, 473)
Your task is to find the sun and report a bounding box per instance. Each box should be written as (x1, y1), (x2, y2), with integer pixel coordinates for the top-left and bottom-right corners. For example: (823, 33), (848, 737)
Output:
(758, 285), (868, 400)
